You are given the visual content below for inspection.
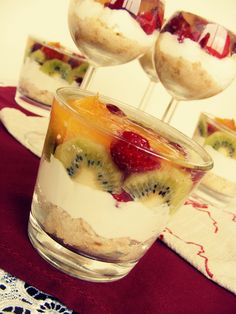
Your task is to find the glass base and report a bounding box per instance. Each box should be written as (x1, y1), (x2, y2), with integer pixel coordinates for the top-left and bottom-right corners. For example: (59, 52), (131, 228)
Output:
(191, 183), (234, 209)
(15, 90), (51, 117)
(28, 213), (137, 282)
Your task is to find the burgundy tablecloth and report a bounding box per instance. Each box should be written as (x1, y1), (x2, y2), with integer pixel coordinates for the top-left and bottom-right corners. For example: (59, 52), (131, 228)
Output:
(1, 86), (236, 314)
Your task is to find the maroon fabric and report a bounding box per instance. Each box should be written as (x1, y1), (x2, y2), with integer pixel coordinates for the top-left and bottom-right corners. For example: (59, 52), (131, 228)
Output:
(1, 86), (236, 314)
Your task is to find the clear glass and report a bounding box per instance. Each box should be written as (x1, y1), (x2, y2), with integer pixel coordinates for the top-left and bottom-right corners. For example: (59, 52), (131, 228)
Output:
(17, 36), (90, 115)
(192, 112), (236, 208)
(28, 87), (213, 282)
(154, 11), (236, 123)
(138, 47), (178, 119)
(68, 0), (165, 88)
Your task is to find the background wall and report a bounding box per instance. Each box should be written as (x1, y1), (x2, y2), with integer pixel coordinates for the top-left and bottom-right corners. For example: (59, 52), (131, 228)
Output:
(1, 0), (236, 136)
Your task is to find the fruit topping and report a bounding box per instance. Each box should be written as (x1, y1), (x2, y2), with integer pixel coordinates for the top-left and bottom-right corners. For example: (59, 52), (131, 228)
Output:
(106, 104), (126, 116)
(136, 7), (163, 34)
(110, 131), (160, 174)
(40, 59), (71, 80)
(215, 117), (236, 131)
(67, 63), (89, 83)
(112, 190), (133, 202)
(42, 46), (64, 61)
(29, 49), (46, 64)
(55, 136), (123, 193)
(205, 131), (236, 158)
(163, 12), (195, 43)
(123, 163), (192, 213)
(31, 42), (43, 52)
(199, 24), (230, 59)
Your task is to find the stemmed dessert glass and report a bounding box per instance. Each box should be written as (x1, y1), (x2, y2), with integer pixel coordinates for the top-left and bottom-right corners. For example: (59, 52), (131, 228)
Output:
(68, 0), (165, 89)
(138, 46), (159, 111)
(153, 11), (236, 124)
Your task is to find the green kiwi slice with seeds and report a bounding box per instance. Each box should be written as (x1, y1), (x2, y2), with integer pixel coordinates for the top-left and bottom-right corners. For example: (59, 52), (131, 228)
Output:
(205, 131), (236, 158)
(197, 115), (208, 137)
(40, 59), (71, 80)
(54, 137), (123, 193)
(123, 163), (192, 214)
(67, 63), (89, 84)
(29, 49), (46, 64)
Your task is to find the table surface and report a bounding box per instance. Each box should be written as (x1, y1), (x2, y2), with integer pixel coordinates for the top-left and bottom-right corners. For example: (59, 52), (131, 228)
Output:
(0, 87), (236, 314)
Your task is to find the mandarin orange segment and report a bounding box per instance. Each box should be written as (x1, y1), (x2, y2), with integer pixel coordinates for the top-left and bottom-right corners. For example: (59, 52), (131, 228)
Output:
(215, 117), (236, 131)
(51, 96), (114, 148)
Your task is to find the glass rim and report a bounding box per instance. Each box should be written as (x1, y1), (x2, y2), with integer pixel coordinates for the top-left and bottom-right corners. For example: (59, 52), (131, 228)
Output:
(165, 10), (236, 35)
(201, 112), (236, 137)
(55, 87), (213, 171)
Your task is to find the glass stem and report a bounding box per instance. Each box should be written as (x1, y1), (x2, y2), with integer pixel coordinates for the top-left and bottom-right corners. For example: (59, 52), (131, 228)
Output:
(80, 65), (96, 90)
(161, 97), (179, 124)
(138, 79), (156, 111)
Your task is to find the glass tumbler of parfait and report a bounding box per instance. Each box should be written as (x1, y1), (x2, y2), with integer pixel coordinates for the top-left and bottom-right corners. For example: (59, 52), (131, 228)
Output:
(17, 36), (89, 114)
(192, 112), (236, 208)
(154, 11), (236, 123)
(68, 0), (165, 88)
(28, 87), (213, 282)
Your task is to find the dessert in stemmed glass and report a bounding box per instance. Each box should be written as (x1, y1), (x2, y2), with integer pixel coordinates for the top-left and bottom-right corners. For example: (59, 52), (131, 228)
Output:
(154, 11), (236, 123)
(68, 0), (165, 89)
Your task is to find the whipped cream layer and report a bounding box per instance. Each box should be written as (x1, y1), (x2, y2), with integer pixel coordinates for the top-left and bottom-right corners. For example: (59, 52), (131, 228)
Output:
(72, 0), (156, 46)
(204, 145), (236, 183)
(155, 32), (236, 99)
(20, 58), (76, 94)
(37, 156), (169, 242)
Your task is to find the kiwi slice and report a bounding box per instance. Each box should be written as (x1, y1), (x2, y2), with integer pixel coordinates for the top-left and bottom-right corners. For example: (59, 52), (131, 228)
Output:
(205, 131), (236, 158)
(197, 115), (207, 137)
(123, 163), (192, 214)
(54, 137), (123, 193)
(67, 63), (89, 84)
(40, 59), (71, 80)
(29, 49), (46, 64)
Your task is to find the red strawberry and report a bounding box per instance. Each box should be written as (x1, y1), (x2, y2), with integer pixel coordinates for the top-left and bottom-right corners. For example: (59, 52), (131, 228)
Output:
(137, 8), (163, 34)
(42, 46), (64, 60)
(207, 123), (217, 135)
(110, 131), (160, 174)
(199, 24), (230, 59)
(164, 13), (194, 43)
(105, 0), (125, 10)
(112, 190), (133, 202)
(187, 168), (205, 184)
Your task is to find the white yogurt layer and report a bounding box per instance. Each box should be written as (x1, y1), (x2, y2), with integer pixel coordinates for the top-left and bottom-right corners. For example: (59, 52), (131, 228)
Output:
(37, 156), (169, 242)
(158, 32), (236, 89)
(20, 58), (76, 93)
(204, 145), (236, 183)
(73, 0), (156, 46)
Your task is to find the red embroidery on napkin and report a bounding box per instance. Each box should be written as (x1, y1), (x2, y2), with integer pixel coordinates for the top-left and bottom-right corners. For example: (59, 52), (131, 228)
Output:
(164, 227), (214, 279)
(185, 199), (218, 233)
(223, 209), (236, 222)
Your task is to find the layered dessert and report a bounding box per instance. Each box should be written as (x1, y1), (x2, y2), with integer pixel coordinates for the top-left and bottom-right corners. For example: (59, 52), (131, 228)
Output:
(154, 11), (236, 100)
(68, 0), (164, 66)
(31, 90), (212, 263)
(18, 37), (89, 106)
(193, 113), (236, 205)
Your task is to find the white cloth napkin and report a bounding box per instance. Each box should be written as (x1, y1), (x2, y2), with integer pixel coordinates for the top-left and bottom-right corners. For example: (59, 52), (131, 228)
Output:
(161, 199), (236, 295)
(1, 107), (236, 295)
(0, 107), (48, 157)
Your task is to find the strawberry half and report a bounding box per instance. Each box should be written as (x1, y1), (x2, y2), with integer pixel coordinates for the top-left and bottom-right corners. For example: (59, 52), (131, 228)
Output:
(199, 24), (231, 59)
(42, 46), (64, 60)
(136, 7), (164, 34)
(110, 131), (160, 174)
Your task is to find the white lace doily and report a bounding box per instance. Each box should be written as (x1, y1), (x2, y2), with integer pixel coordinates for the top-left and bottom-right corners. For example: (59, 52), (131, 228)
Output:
(0, 269), (76, 313)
